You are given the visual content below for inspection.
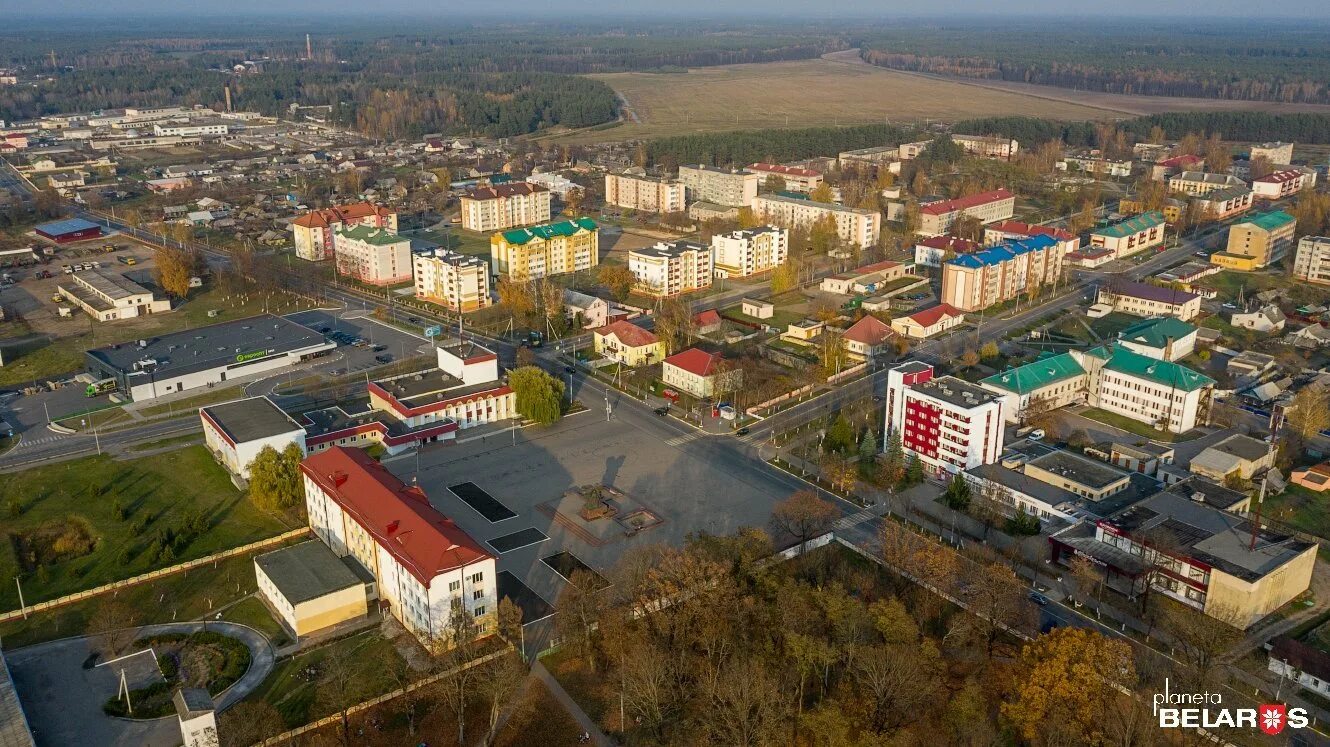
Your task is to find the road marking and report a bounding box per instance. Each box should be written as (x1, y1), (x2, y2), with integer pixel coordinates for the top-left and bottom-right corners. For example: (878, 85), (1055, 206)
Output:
(664, 432), (702, 446)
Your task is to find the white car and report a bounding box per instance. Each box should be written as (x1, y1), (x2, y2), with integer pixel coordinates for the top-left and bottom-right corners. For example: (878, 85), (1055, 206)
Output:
(1028, 429), (1046, 441)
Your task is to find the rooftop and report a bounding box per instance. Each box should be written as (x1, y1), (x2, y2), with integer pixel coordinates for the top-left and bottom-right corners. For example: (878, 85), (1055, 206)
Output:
(1093, 212), (1165, 238)
(86, 314), (328, 379)
(664, 347), (723, 378)
(754, 193), (874, 215)
(631, 240), (708, 259)
(1198, 185), (1252, 203)
(1093, 345), (1215, 393)
(985, 220), (1075, 241)
(1102, 279), (1198, 306)
(254, 539), (369, 605)
(980, 352), (1085, 395)
(372, 368), (505, 410)
(465, 182), (547, 201)
(842, 314), (893, 345)
(1173, 171), (1244, 186)
(594, 320), (659, 348)
(913, 375), (1002, 409)
(1235, 210), (1295, 233)
(919, 188), (1014, 216)
(499, 217), (597, 246)
(290, 202), (393, 229)
(336, 224), (407, 246)
(36, 217), (100, 235)
(1117, 317), (1198, 350)
(1028, 449), (1129, 490)
(904, 303), (963, 328)
(1199, 433), (1272, 464)
(301, 447), (492, 586)
(948, 234), (1057, 270)
(201, 396), (304, 444)
(1255, 169), (1304, 184)
(748, 162), (820, 177)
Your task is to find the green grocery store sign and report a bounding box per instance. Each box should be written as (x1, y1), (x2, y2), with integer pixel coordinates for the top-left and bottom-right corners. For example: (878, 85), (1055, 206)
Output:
(235, 350), (272, 363)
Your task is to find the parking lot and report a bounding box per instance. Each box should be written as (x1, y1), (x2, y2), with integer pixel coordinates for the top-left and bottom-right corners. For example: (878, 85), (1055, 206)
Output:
(286, 309), (435, 375)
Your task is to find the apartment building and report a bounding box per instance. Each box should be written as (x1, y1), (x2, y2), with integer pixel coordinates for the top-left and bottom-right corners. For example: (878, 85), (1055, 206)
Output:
(885, 362), (1007, 477)
(1250, 141), (1294, 164)
(332, 225), (412, 285)
(1089, 212), (1166, 259)
(57, 269), (171, 322)
(710, 226), (789, 279)
(301, 446), (497, 643)
(982, 220), (1080, 256)
(628, 240), (713, 297)
(914, 235), (982, 268)
(1211, 210), (1296, 271)
(917, 189), (1016, 236)
(951, 134), (1020, 160)
(490, 218), (599, 280)
(678, 164), (759, 208)
(1168, 171), (1246, 196)
(981, 344), (1214, 434)
(747, 163), (823, 192)
(752, 194), (879, 248)
(290, 202), (397, 261)
(1293, 236), (1330, 286)
(604, 170), (686, 214)
(1050, 490), (1316, 628)
(1190, 186), (1253, 221)
(459, 183), (551, 232)
(413, 249), (492, 312)
(1097, 280), (1201, 321)
(1252, 169), (1312, 199)
(939, 234), (1063, 312)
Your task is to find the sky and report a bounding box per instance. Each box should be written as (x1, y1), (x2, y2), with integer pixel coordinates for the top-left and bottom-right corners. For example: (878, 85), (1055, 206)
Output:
(11, 0), (1330, 18)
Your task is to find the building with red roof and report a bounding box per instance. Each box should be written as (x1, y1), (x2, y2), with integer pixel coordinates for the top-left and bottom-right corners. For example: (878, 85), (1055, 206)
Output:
(917, 189), (1015, 236)
(663, 348), (728, 398)
(1252, 169), (1313, 199)
(890, 303), (965, 339)
(913, 235), (983, 267)
(694, 309), (723, 334)
(747, 162), (823, 192)
(460, 182), (551, 232)
(301, 446), (495, 642)
(289, 201), (397, 262)
(842, 315), (895, 360)
(593, 320), (665, 367)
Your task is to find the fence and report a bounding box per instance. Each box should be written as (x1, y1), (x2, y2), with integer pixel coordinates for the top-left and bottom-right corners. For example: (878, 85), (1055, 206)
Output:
(827, 362), (869, 385)
(252, 648), (507, 746)
(1, 528), (310, 624)
(746, 383), (816, 416)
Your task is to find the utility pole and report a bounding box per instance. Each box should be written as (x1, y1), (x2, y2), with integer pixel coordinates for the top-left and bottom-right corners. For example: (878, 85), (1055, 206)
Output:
(14, 576), (26, 620)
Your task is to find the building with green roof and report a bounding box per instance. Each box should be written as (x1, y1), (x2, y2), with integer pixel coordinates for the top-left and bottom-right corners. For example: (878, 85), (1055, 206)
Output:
(979, 352), (1089, 421)
(1115, 317), (1198, 361)
(332, 224), (412, 285)
(491, 217), (600, 280)
(1213, 209), (1297, 271)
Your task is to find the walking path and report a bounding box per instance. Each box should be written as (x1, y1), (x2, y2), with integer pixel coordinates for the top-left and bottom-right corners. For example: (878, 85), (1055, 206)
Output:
(531, 659), (613, 746)
(7, 621), (274, 747)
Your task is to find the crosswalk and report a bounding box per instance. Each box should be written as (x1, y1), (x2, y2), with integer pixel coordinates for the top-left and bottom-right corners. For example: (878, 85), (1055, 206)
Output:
(10, 433), (71, 449)
(833, 506), (883, 531)
(663, 432), (704, 447)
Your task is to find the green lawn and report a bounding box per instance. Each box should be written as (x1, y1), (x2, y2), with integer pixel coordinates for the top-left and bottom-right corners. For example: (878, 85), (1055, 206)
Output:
(220, 596), (291, 648)
(0, 445), (294, 610)
(1087, 312), (1143, 341)
(1077, 407), (1201, 443)
(244, 630), (407, 728)
(720, 304), (803, 330)
(1198, 315), (1260, 348)
(1263, 484), (1330, 543)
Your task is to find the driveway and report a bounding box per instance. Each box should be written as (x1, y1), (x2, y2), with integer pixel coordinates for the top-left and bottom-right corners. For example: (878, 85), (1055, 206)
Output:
(7, 621), (274, 747)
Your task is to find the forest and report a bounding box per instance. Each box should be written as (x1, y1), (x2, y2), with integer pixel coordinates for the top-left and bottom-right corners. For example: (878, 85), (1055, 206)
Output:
(645, 124), (916, 170)
(857, 20), (1330, 105)
(952, 113), (1330, 147)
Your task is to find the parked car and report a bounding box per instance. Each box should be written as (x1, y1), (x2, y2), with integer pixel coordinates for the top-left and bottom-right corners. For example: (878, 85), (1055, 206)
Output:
(1028, 429), (1046, 441)
(653, 406), (670, 416)
(1028, 591), (1050, 606)
(375, 354), (392, 364)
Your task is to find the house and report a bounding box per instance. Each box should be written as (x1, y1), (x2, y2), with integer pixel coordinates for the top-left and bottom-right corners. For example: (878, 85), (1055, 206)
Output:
(694, 309), (723, 336)
(199, 396), (307, 479)
(254, 539), (371, 638)
(741, 298), (774, 320)
(1049, 490), (1317, 628)
(914, 235), (981, 268)
(1288, 324), (1330, 350)
(526, 171), (580, 197)
(885, 362), (1008, 476)
(1089, 212), (1166, 259)
(301, 447), (497, 643)
(1231, 304), (1286, 332)
(890, 303), (964, 339)
(662, 348), (729, 398)
(819, 260), (913, 295)
(783, 319), (824, 342)
(1189, 434), (1274, 482)
(1269, 637), (1330, 699)
(1115, 317), (1197, 361)
(916, 189), (1016, 237)
(564, 289), (610, 329)
(1096, 281), (1200, 321)
(841, 315), (895, 361)
(593, 321), (665, 367)
(1291, 463), (1330, 493)
(1227, 351), (1278, 383)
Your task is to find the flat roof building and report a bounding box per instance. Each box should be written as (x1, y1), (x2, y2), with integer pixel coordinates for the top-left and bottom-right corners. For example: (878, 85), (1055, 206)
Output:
(57, 269), (171, 322)
(200, 396), (307, 479)
(35, 217), (102, 244)
(254, 539), (372, 638)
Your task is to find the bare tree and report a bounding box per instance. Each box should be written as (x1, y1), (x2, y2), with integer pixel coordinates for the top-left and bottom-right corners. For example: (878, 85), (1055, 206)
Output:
(432, 607), (482, 747)
(699, 658), (790, 746)
(555, 570), (607, 672)
(770, 490), (838, 554)
(315, 653), (356, 747)
(478, 652), (529, 746)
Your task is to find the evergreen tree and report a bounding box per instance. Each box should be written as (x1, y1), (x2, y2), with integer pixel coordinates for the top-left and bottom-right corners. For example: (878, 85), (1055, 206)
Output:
(858, 429), (879, 478)
(942, 472), (972, 511)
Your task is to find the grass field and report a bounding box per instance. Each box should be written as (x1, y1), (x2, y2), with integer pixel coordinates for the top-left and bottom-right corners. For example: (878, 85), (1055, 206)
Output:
(220, 595), (291, 648)
(244, 629), (406, 729)
(0, 445), (293, 610)
(557, 58), (1119, 144)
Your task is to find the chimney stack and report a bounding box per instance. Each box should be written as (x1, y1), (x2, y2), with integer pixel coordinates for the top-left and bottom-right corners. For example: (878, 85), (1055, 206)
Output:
(306, 33), (312, 60)
(223, 84), (232, 113)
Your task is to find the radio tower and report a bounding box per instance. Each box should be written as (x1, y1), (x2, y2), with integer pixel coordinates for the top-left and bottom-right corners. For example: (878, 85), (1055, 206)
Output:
(306, 34), (312, 60)
(48, 50), (57, 69)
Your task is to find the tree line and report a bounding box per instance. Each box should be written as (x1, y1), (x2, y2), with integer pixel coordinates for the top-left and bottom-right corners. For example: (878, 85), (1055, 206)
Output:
(645, 123), (915, 170)
(952, 112), (1330, 147)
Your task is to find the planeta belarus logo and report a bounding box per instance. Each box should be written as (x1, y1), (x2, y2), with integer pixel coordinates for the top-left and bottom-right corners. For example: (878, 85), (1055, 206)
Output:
(1259, 704), (1287, 735)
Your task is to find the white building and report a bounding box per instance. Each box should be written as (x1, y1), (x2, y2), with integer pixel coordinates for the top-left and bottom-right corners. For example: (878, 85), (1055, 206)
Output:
(333, 225), (412, 285)
(890, 303), (965, 339)
(459, 183), (551, 232)
(678, 164), (759, 208)
(57, 269), (171, 322)
(751, 194), (879, 248)
(564, 289), (610, 328)
(1250, 142), (1294, 165)
(629, 240), (713, 297)
(1089, 212), (1167, 260)
(1252, 169), (1312, 199)
(604, 171), (685, 214)
(951, 134), (1019, 160)
(152, 123), (228, 137)
(917, 189), (1015, 237)
(413, 249), (491, 312)
(200, 396), (306, 479)
(526, 172), (580, 197)
(710, 226), (788, 279)
(1097, 280), (1201, 321)
(747, 163), (823, 192)
(302, 446), (497, 643)
(885, 362), (1008, 477)
(1168, 171), (1246, 196)
(1294, 236), (1330, 286)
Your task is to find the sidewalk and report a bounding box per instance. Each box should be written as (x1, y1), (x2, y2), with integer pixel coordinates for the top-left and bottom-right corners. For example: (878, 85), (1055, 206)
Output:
(531, 659), (614, 746)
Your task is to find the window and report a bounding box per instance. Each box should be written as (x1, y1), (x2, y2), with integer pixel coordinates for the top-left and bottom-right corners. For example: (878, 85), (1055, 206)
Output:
(451, 597), (462, 609)
(473, 589), (485, 600)
(474, 606), (486, 617)
(449, 580), (460, 592)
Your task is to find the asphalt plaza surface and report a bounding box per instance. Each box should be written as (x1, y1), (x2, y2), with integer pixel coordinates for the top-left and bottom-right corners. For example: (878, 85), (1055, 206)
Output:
(449, 481), (518, 522)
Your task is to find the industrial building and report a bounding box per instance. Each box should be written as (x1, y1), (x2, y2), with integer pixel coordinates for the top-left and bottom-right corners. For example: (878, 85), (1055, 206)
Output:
(57, 269), (171, 322)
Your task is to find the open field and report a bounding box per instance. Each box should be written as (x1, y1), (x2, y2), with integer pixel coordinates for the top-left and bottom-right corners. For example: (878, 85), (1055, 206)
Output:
(0, 445), (294, 610)
(555, 58), (1124, 144)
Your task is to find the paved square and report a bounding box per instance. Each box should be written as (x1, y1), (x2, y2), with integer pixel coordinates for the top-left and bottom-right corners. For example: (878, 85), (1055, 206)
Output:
(449, 482), (518, 522)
